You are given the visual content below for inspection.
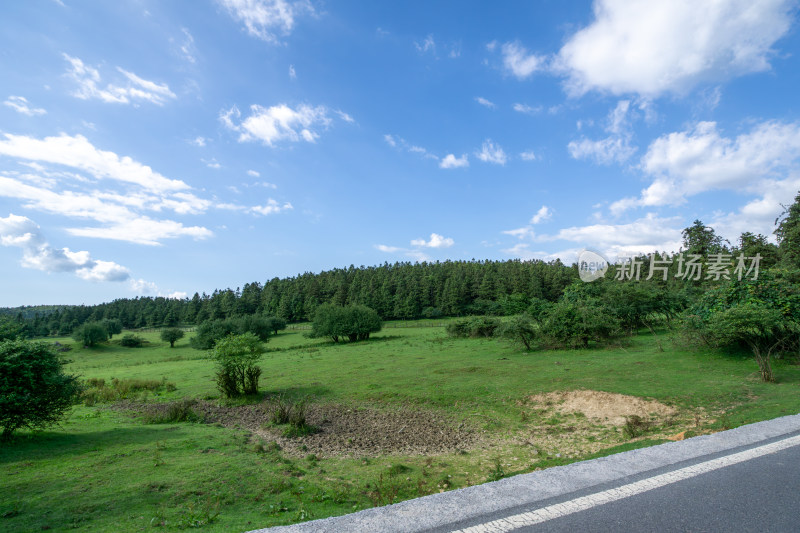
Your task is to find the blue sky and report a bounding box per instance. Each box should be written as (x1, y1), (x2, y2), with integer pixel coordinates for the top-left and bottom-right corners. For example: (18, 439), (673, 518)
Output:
(2, 0), (800, 306)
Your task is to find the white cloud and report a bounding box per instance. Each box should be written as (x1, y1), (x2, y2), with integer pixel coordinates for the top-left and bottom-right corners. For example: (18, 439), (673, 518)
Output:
(63, 54), (176, 105)
(612, 120), (800, 213)
(476, 139), (508, 165)
(203, 158), (221, 169)
(4, 96), (46, 116)
(375, 244), (402, 253)
(503, 206), (552, 240)
(67, 217), (212, 246)
(410, 232), (454, 248)
(289, 64), (296, 79)
(530, 205), (552, 224)
(383, 134), (397, 147)
(520, 150), (536, 161)
(0, 213), (131, 282)
(540, 213), (684, 259)
(513, 103), (541, 115)
(249, 198), (293, 215)
(179, 28), (197, 63)
(568, 100), (637, 164)
(415, 34), (436, 54)
(475, 96), (496, 109)
(568, 136), (636, 165)
(0, 133), (189, 192)
(247, 169), (260, 177)
(221, 103), (340, 146)
(439, 153), (469, 169)
(190, 136), (207, 147)
(501, 41), (546, 79)
(335, 109), (355, 123)
(218, 0), (313, 43)
(556, 0), (795, 97)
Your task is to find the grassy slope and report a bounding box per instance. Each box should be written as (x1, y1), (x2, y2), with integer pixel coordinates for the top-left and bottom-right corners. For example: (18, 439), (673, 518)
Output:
(2, 325), (800, 531)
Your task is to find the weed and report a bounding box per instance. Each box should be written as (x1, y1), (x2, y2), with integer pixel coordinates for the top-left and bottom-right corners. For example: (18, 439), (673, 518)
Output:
(142, 399), (200, 424)
(387, 463), (412, 477)
(623, 415), (651, 439)
(486, 459), (506, 482)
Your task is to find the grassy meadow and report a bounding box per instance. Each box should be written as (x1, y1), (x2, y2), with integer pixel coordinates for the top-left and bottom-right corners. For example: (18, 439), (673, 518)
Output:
(3, 322), (800, 531)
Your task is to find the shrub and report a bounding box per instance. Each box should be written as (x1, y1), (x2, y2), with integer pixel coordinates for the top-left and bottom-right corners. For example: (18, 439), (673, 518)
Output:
(538, 301), (620, 348)
(143, 399), (201, 424)
(0, 339), (82, 439)
(446, 316), (501, 338)
(309, 304), (382, 343)
(120, 334), (144, 347)
(80, 376), (174, 405)
(190, 316), (272, 350)
(210, 333), (264, 397)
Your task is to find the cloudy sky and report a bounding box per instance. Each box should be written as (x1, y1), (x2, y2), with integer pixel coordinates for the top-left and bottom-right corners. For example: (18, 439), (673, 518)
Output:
(1, 0), (800, 306)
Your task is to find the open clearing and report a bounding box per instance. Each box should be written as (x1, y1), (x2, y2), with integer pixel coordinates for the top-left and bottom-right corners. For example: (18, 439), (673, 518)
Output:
(3, 322), (800, 532)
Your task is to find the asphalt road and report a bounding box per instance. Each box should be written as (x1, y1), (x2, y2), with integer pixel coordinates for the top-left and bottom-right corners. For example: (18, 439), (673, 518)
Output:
(434, 431), (800, 533)
(249, 415), (800, 533)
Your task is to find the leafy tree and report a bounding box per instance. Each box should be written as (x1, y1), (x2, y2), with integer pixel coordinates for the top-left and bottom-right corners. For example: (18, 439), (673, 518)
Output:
(736, 232), (779, 267)
(210, 333), (264, 397)
(496, 315), (537, 351)
(71, 322), (108, 347)
(705, 304), (796, 382)
(0, 339), (81, 439)
(160, 328), (185, 348)
(682, 219), (728, 255)
(775, 191), (800, 267)
(190, 316), (271, 350)
(264, 316), (287, 335)
(683, 275), (800, 382)
(101, 318), (122, 339)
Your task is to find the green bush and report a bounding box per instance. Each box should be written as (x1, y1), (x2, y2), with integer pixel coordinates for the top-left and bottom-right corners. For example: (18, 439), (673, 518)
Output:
(120, 334), (145, 347)
(190, 316), (272, 350)
(210, 333), (265, 397)
(0, 339), (81, 439)
(143, 399), (201, 424)
(538, 301), (620, 348)
(445, 316), (501, 338)
(309, 304), (382, 343)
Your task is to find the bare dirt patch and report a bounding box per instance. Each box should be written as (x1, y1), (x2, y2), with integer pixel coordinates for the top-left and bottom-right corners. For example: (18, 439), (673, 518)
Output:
(528, 390), (678, 426)
(513, 389), (714, 458)
(118, 399), (482, 458)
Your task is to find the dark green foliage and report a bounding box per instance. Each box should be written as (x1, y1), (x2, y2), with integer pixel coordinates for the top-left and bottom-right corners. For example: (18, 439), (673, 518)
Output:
(683, 275), (800, 381)
(538, 301), (620, 348)
(160, 328), (185, 348)
(682, 219), (729, 256)
(264, 316), (287, 335)
(269, 396), (314, 437)
(3, 258), (578, 333)
(775, 190), (800, 267)
(445, 316), (502, 338)
(526, 298), (554, 323)
(120, 334), (145, 347)
(309, 304), (382, 342)
(0, 339), (81, 439)
(71, 322), (108, 347)
(0, 316), (26, 341)
(101, 319), (122, 339)
(496, 315), (538, 350)
(210, 333), (264, 397)
(190, 316), (272, 350)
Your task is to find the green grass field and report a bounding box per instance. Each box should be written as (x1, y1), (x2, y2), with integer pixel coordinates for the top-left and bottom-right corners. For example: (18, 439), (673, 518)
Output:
(3, 323), (800, 532)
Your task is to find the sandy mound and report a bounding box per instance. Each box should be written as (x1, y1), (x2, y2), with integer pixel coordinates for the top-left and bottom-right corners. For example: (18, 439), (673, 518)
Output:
(528, 390), (677, 426)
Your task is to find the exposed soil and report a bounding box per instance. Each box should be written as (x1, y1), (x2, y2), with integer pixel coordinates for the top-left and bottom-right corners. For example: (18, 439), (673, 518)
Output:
(528, 389), (678, 426)
(117, 399), (482, 458)
(514, 389), (713, 457)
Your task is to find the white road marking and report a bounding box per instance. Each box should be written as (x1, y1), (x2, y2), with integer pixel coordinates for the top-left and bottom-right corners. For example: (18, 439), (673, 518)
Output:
(450, 434), (800, 533)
